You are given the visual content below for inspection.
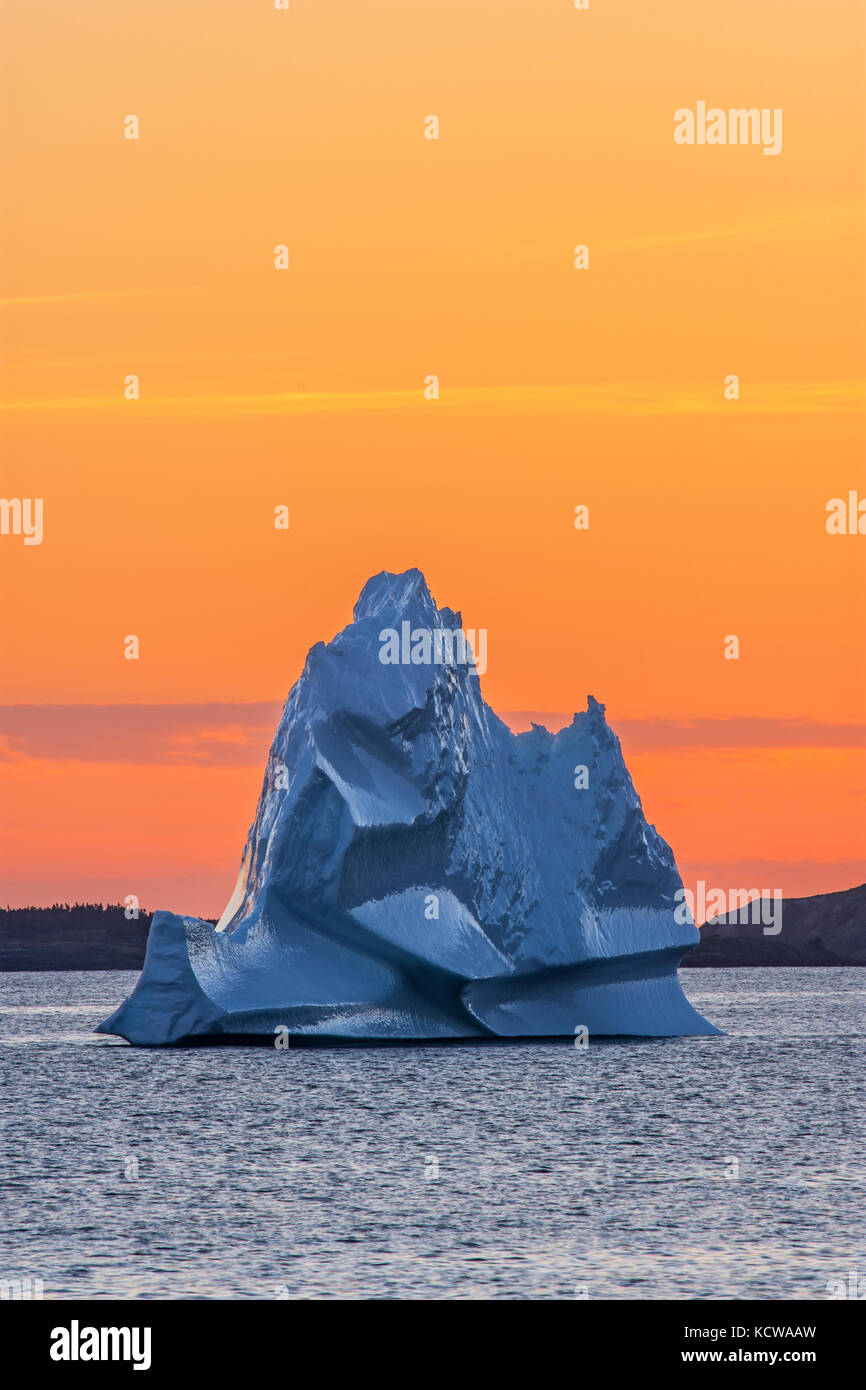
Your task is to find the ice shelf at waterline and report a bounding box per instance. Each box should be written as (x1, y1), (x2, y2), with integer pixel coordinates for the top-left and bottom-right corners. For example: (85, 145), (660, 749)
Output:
(98, 569), (719, 1045)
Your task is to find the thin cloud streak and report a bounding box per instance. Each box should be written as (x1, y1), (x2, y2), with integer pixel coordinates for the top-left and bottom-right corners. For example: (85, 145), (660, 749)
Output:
(1, 704), (864, 767)
(0, 703), (282, 767)
(0, 290), (139, 307)
(599, 202), (866, 254)
(506, 711), (866, 751)
(2, 381), (864, 416)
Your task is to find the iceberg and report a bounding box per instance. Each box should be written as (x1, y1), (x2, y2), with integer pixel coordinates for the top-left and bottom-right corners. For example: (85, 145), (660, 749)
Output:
(98, 569), (718, 1045)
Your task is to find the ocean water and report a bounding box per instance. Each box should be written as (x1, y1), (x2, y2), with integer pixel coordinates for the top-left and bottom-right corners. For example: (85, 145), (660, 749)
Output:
(1, 968), (863, 1300)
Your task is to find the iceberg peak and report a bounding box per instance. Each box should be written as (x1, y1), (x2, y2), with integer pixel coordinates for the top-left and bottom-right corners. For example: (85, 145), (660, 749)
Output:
(352, 567), (439, 623)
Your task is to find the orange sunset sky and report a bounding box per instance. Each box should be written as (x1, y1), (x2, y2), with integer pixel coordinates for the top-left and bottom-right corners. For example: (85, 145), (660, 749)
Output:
(1, 0), (864, 917)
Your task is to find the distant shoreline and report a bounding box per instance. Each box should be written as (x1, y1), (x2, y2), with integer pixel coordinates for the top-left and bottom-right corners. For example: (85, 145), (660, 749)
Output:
(2, 887), (862, 972)
(0, 904), (209, 972)
(681, 881), (865, 968)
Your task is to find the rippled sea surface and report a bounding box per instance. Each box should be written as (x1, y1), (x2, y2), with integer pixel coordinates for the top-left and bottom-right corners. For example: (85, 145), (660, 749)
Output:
(1, 968), (863, 1300)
